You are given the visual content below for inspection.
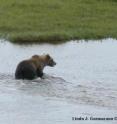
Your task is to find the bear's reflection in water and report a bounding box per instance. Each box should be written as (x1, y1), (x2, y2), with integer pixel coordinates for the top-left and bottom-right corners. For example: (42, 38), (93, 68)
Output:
(0, 73), (69, 98)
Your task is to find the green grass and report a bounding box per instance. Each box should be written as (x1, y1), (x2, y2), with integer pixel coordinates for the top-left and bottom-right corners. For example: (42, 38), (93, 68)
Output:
(0, 0), (117, 43)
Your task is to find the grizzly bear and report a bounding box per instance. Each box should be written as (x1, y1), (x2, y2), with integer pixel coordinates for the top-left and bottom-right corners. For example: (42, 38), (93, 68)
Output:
(15, 54), (56, 80)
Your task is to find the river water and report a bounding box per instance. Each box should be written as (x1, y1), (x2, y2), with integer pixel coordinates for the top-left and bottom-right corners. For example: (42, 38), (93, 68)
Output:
(0, 38), (117, 124)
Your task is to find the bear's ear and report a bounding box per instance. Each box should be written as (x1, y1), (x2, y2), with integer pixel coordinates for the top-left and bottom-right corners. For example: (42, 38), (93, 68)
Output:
(46, 54), (50, 59)
(32, 55), (39, 58)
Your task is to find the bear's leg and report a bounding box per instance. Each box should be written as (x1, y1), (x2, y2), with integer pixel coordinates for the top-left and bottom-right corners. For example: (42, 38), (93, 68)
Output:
(15, 68), (37, 80)
(15, 69), (23, 79)
(22, 68), (37, 80)
(36, 69), (43, 78)
(15, 62), (37, 80)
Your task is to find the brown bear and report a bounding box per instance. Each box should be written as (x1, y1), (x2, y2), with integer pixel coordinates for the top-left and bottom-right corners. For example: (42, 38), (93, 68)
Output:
(15, 54), (56, 80)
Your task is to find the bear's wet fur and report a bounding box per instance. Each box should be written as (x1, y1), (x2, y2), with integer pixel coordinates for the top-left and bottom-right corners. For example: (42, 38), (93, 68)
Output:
(15, 54), (56, 80)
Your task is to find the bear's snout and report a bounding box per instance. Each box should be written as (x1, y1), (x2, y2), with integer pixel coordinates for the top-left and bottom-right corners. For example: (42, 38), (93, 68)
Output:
(49, 60), (56, 67)
(53, 61), (56, 66)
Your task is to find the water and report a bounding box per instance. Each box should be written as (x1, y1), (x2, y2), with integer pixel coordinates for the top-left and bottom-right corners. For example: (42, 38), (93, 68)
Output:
(0, 38), (117, 124)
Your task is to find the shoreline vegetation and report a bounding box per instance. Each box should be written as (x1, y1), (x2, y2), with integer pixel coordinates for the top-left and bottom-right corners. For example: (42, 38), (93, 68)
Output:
(0, 0), (117, 44)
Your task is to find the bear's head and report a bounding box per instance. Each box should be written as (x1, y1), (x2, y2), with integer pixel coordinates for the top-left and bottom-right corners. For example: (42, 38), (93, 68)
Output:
(32, 54), (56, 67)
(45, 54), (56, 67)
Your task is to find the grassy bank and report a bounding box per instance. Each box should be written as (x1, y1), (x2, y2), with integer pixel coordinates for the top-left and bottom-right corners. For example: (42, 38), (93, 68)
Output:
(0, 0), (117, 43)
